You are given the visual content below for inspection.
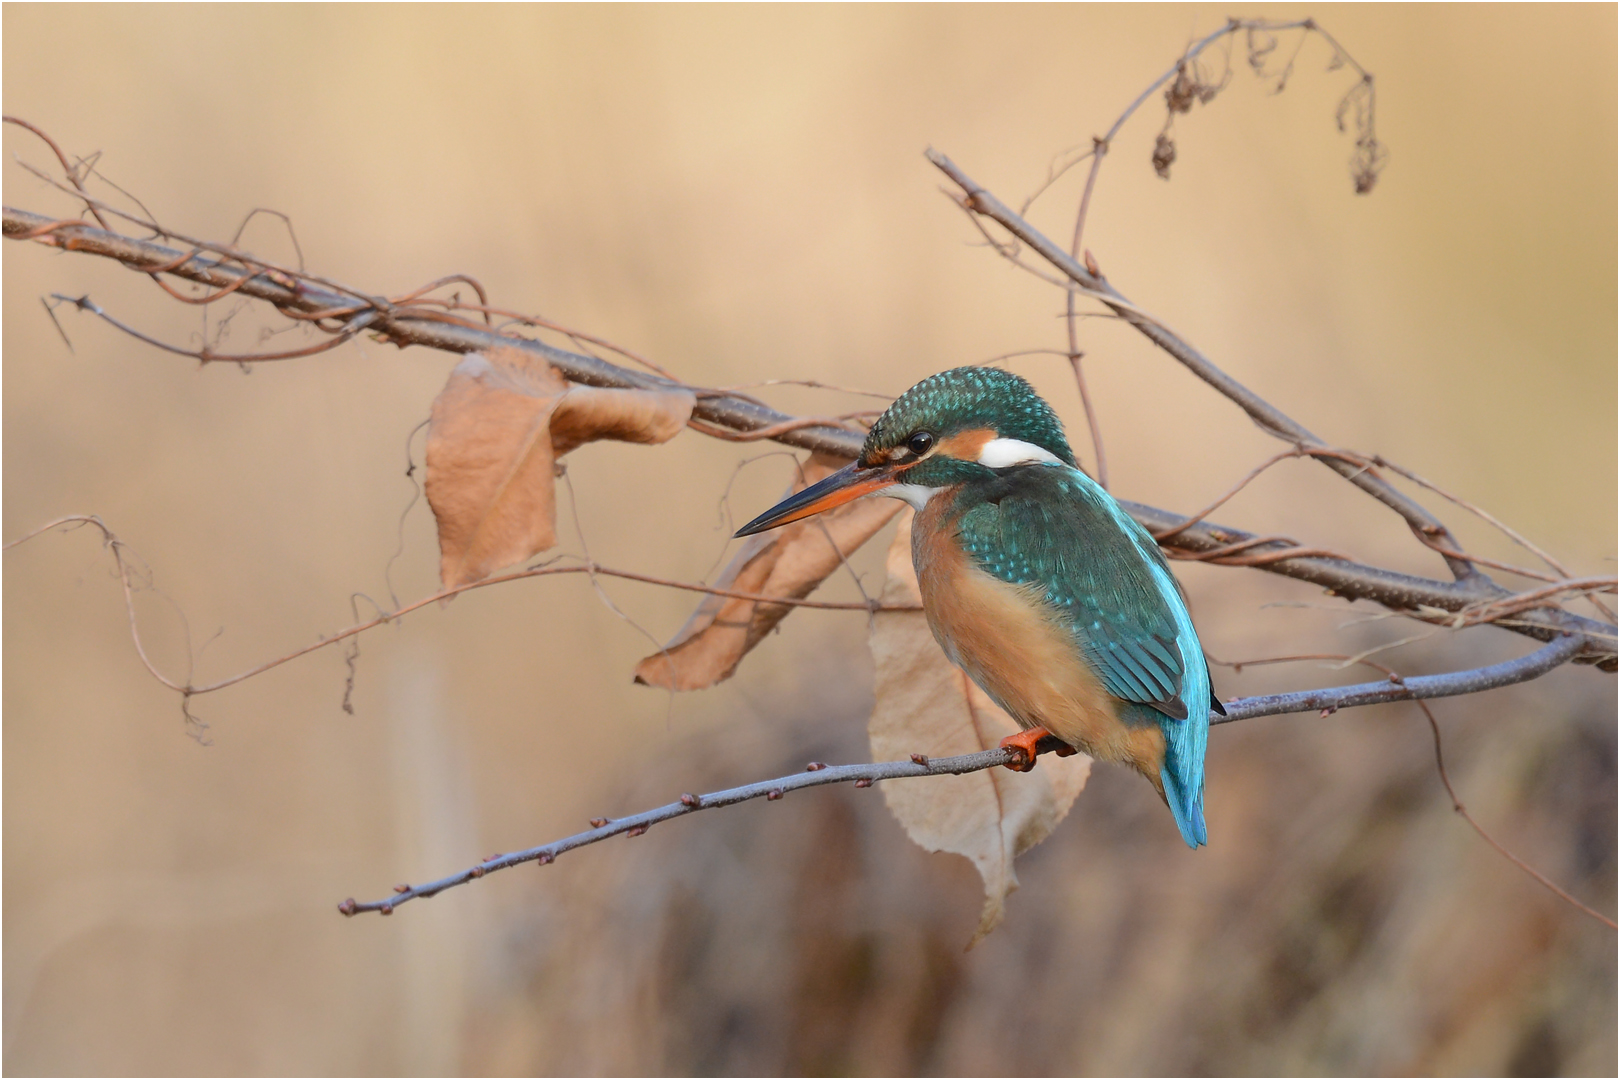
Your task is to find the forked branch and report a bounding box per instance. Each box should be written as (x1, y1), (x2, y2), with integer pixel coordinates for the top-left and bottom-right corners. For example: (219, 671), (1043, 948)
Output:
(924, 151), (1613, 666)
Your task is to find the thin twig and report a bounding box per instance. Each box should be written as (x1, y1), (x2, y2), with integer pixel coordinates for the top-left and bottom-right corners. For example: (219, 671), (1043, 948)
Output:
(716, 378), (895, 402)
(1154, 444), (1576, 587)
(339, 636), (1591, 916)
(229, 208), (307, 272)
(1165, 531), (1358, 566)
(1152, 447), (1308, 539)
(686, 412), (878, 443)
(2, 516), (188, 692)
(1067, 345), (1108, 489)
(52, 293), (374, 363)
(1415, 697), (1616, 930)
(4, 115), (112, 229)
(421, 297), (678, 380)
(1210, 646), (1615, 929)
(3, 516), (922, 701)
(1372, 454), (1585, 584)
(1424, 578), (1618, 630)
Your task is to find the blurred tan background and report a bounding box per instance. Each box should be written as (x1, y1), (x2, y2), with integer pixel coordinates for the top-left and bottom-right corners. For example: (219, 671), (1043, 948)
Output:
(4, 4), (1614, 1075)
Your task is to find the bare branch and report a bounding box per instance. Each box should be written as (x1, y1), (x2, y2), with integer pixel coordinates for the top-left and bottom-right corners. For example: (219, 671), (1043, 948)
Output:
(1, 207), (864, 456)
(1150, 448), (1612, 590)
(1214, 632), (1584, 722)
(923, 152), (1617, 671)
(339, 635), (1592, 917)
(8, 204), (1612, 666)
(1117, 502), (1613, 662)
(929, 151), (1483, 582)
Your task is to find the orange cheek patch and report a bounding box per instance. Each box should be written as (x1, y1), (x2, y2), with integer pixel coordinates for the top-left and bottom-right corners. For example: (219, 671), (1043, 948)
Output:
(935, 428), (997, 462)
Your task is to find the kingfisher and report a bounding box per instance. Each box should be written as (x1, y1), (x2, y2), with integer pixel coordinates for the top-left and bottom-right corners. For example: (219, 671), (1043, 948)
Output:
(736, 367), (1223, 847)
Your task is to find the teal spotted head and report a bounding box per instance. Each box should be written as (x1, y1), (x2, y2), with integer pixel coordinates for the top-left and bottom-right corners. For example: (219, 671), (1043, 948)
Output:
(735, 367), (1076, 535)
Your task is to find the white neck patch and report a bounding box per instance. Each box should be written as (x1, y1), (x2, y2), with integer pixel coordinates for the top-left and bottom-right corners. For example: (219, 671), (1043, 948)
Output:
(977, 437), (1063, 469)
(885, 482), (942, 510)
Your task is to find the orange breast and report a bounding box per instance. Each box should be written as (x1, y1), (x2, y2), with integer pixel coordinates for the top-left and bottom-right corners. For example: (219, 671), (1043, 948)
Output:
(911, 496), (1167, 787)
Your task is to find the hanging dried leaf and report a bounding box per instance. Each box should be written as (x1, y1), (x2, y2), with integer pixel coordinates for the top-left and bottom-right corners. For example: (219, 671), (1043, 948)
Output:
(551, 383), (693, 456)
(633, 452), (901, 690)
(1152, 133), (1177, 179)
(425, 345), (695, 589)
(868, 509), (1091, 946)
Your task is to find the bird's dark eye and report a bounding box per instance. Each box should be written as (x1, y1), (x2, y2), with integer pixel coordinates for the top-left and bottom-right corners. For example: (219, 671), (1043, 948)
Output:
(906, 431), (934, 457)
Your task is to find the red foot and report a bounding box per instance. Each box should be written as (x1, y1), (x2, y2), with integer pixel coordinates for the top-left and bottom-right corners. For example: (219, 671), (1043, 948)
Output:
(998, 726), (1075, 771)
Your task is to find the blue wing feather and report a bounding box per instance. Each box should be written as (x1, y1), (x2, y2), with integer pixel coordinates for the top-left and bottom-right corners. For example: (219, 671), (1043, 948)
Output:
(954, 463), (1212, 847)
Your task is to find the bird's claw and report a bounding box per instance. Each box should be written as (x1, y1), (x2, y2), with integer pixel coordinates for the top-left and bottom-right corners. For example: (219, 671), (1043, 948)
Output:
(999, 727), (1051, 772)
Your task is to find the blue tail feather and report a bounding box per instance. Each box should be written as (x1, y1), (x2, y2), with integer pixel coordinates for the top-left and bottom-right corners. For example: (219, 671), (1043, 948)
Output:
(1139, 559), (1211, 849)
(1157, 664), (1210, 848)
(1160, 734), (1207, 848)
(1118, 700), (1209, 848)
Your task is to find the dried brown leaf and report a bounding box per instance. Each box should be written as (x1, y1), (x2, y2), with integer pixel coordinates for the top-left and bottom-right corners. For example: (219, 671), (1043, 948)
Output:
(633, 452), (901, 690)
(1152, 133), (1176, 180)
(425, 345), (694, 588)
(868, 509), (1091, 946)
(551, 383), (694, 456)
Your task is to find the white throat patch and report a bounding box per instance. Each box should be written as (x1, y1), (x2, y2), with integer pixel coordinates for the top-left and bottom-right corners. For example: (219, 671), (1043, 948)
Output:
(885, 482), (942, 510)
(977, 437), (1063, 468)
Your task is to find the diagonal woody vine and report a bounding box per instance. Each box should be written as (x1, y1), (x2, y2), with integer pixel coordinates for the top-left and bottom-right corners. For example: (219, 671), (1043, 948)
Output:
(3, 201), (1611, 669)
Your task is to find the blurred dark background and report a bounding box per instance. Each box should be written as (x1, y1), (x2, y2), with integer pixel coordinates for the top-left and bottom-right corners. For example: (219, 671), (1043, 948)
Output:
(4, 5), (1614, 1074)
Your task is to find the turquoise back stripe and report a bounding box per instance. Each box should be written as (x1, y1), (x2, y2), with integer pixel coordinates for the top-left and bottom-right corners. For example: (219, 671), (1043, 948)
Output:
(1075, 469), (1210, 848)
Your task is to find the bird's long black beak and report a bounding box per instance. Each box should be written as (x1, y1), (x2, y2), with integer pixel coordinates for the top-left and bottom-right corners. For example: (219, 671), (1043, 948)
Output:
(734, 461), (901, 537)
